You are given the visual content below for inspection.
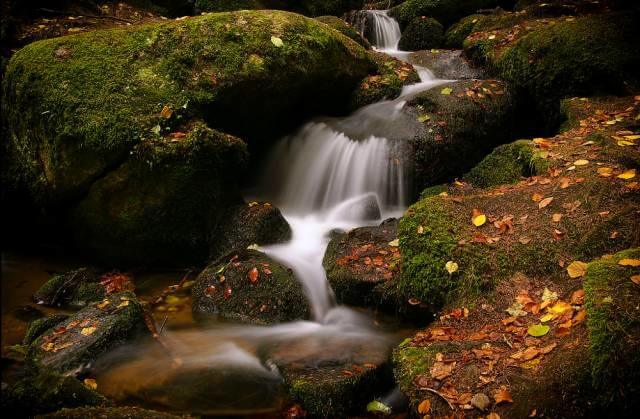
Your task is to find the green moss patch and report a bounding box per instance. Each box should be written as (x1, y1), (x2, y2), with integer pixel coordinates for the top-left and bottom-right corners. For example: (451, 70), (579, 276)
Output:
(398, 16), (444, 51)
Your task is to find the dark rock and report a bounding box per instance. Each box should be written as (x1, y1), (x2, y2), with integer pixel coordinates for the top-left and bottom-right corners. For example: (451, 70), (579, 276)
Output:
(28, 291), (147, 374)
(33, 268), (103, 308)
(23, 315), (69, 346)
(398, 17), (444, 51)
(192, 250), (309, 324)
(210, 202), (291, 261)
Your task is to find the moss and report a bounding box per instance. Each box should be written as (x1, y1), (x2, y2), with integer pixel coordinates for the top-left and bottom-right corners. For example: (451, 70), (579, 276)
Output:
(192, 249), (309, 324)
(398, 17), (444, 51)
(71, 122), (248, 266)
(195, 0), (364, 16)
(467, 12), (640, 125)
(390, 0), (506, 30)
(28, 291), (147, 374)
(349, 50), (419, 110)
(419, 184), (448, 199)
(443, 13), (484, 48)
(315, 15), (371, 48)
(33, 267), (102, 307)
(23, 315), (69, 346)
(463, 139), (549, 188)
(584, 248), (640, 411)
(195, 0), (266, 12)
(299, 0), (365, 17)
(1, 369), (107, 417)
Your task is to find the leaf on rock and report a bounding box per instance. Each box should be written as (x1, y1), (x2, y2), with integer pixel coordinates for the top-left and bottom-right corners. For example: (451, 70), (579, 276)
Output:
(367, 400), (392, 415)
(445, 261), (459, 274)
(527, 324), (550, 337)
(248, 267), (259, 283)
(441, 87), (453, 95)
(418, 399), (431, 414)
(81, 327), (97, 336)
(567, 261), (588, 278)
(494, 386), (513, 404)
(617, 169), (636, 180)
(618, 258), (640, 267)
(84, 378), (98, 390)
(270, 36), (284, 47)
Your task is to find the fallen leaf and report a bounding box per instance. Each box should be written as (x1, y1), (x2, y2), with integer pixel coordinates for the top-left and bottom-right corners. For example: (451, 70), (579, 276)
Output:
(418, 399), (431, 414)
(160, 105), (172, 119)
(367, 400), (391, 414)
(388, 238), (399, 247)
(567, 261), (588, 278)
(270, 36), (284, 47)
(617, 169), (636, 180)
(84, 378), (97, 390)
(552, 213), (562, 222)
(618, 259), (640, 267)
(631, 275), (640, 284)
(519, 236), (531, 244)
(574, 159), (589, 166)
(81, 327), (97, 336)
(441, 87), (453, 95)
(527, 324), (550, 337)
(445, 261), (459, 274)
(532, 193), (543, 202)
(487, 413), (501, 419)
(472, 209), (487, 227)
(538, 197), (553, 209)
(430, 359), (456, 380)
(494, 386), (513, 404)
(248, 267), (259, 283)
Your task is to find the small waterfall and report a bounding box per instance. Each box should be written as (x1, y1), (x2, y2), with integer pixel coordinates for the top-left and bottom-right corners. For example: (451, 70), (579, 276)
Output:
(353, 10), (402, 51)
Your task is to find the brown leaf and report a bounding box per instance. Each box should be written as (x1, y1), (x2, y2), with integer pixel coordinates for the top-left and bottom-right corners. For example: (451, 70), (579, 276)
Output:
(418, 399), (431, 414)
(538, 197), (554, 209)
(248, 267), (259, 283)
(430, 359), (456, 380)
(494, 386), (514, 404)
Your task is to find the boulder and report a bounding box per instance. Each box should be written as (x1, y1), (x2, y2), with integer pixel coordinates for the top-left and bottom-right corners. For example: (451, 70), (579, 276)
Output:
(443, 14), (484, 48)
(27, 291), (147, 374)
(409, 49), (486, 79)
(315, 15), (371, 48)
(192, 250), (309, 324)
(406, 79), (518, 193)
(209, 201), (292, 261)
(323, 218), (400, 308)
(389, 0), (514, 30)
(398, 17), (444, 51)
(2, 10), (377, 265)
(464, 11), (640, 126)
(23, 315), (69, 346)
(33, 267), (105, 308)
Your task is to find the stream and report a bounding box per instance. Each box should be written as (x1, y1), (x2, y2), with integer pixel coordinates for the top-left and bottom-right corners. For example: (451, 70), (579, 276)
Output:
(2, 10), (451, 416)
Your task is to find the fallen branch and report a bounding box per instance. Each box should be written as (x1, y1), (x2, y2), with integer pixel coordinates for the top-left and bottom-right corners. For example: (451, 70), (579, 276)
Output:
(420, 387), (456, 410)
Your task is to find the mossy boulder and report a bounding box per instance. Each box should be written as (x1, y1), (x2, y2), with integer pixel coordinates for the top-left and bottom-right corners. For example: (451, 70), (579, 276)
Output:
(464, 11), (640, 126)
(398, 16), (444, 51)
(409, 49), (486, 79)
(1, 369), (108, 417)
(192, 250), (309, 324)
(407, 79), (517, 194)
(28, 291), (147, 374)
(2, 10), (377, 264)
(315, 15), (371, 48)
(210, 201), (292, 260)
(585, 248), (640, 412)
(323, 218), (400, 309)
(33, 267), (104, 308)
(40, 406), (184, 418)
(390, 0), (510, 30)
(195, 0), (364, 16)
(70, 123), (248, 266)
(349, 50), (419, 110)
(463, 139), (549, 188)
(444, 13), (484, 48)
(23, 315), (69, 346)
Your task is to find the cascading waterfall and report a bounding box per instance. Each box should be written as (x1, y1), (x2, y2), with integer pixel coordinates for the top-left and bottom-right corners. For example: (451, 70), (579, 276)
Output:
(362, 10), (402, 51)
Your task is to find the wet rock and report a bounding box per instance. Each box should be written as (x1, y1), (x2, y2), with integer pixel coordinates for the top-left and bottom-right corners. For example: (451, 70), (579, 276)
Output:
(23, 315), (69, 346)
(323, 219), (400, 309)
(192, 250), (309, 324)
(2, 10), (376, 266)
(40, 406), (185, 418)
(328, 193), (382, 222)
(1, 369), (107, 417)
(28, 291), (147, 374)
(12, 305), (44, 322)
(210, 202), (292, 261)
(398, 17), (444, 51)
(409, 49), (486, 80)
(33, 268), (104, 308)
(315, 15), (371, 48)
(406, 79), (518, 193)
(389, 0), (509, 29)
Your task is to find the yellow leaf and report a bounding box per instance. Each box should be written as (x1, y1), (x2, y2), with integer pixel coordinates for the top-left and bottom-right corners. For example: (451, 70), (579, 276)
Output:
(445, 261), (459, 274)
(160, 105), (172, 119)
(417, 225), (425, 234)
(472, 214), (486, 227)
(81, 327), (97, 336)
(540, 313), (555, 322)
(548, 301), (572, 314)
(388, 239), (399, 247)
(597, 167), (613, 176)
(573, 159), (589, 166)
(270, 36), (284, 47)
(527, 324), (550, 337)
(618, 140), (635, 147)
(441, 87), (453, 95)
(618, 259), (640, 267)
(552, 213), (562, 222)
(567, 261), (588, 278)
(617, 169), (636, 180)
(418, 399), (431, 414)
(84, 378), (98, 390)
(624, 135), (640, 140)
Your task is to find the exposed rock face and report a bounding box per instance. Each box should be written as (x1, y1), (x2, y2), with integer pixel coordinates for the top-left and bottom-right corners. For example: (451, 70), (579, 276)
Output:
(192, 250), (309, 324)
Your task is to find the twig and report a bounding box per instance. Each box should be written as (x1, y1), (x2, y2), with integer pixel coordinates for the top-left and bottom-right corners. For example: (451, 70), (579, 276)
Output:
(143, 308), (181, 367)
(158, 314), (169, 335)
(502, 333), (514, 349)
(420, 387), (455, 410)
(177, 269), (194, 288)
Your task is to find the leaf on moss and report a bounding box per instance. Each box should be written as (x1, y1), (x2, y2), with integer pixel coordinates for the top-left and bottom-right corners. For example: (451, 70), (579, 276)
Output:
(618, 258), (640, 267)
(617, 169), (636, 180)
(472, 209), (486, 227)
(270, 36), (284, 47)
(445, 261), (459, 274)
(248, 267), (259, 283)
(567, 261), (587, 278)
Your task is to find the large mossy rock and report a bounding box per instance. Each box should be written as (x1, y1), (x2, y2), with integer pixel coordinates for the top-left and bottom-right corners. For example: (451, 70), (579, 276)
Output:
(210, 201), (292, 260)
(398, 95), (640, 311)
(584, 248), (640, 412)
(407, 79), (517, 193)
(2, 10), (375, 265)
(463, 139), (549, 188)
(195, 0), (364, 16)
(192, 250), (309, 324)
(443, 13), (484, 48)
(28, 291), (147, 374)
(323, 218), (400, 309)
(463, 11), (640, 126)
(398, 16), (444, 51)
(33, 267), (105, 308)
(1, 369), (108, 417)
(23, 315), (69, 346)
(389, 0), (513, 30)
(315, 15), (371, 48)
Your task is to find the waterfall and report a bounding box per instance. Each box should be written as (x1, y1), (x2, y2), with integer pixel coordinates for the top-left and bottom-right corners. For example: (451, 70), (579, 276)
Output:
(355, 9), (402, 51)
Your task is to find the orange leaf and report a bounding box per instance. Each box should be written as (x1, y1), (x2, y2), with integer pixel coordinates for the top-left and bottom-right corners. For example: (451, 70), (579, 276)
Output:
(248, 267), (259, 283)
(494, 386), (514, 404)
(418, 399), (431, 414)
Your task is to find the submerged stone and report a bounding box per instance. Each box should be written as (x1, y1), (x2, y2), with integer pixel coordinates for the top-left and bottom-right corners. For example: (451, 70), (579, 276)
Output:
(192, 250), (309, 324)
